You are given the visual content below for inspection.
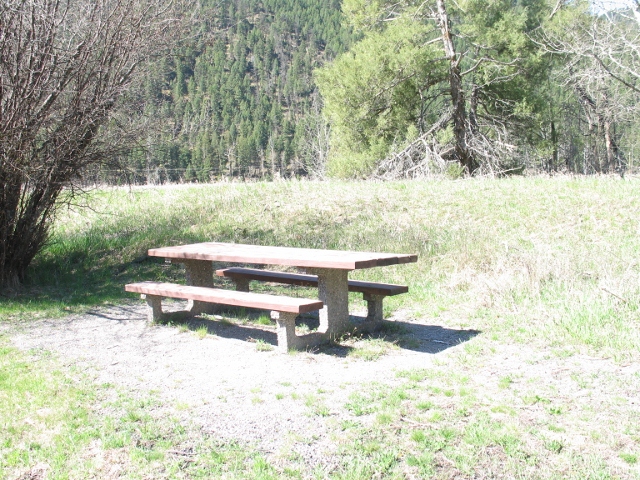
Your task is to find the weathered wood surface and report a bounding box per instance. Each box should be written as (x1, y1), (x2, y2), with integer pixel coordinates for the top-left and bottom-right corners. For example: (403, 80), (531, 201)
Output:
(148, 242), (418, 270)
(216, 267), (409, 296)
(125, 281), (325, 352)
(125, 281), (323, 314)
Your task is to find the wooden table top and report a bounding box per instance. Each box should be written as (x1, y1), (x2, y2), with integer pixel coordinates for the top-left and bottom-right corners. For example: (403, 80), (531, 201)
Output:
(148, 242), (418, 270)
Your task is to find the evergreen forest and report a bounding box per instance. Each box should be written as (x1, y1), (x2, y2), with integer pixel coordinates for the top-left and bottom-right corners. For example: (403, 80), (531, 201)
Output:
(109, 0), (640, 182)
(116, 0), (352, 184)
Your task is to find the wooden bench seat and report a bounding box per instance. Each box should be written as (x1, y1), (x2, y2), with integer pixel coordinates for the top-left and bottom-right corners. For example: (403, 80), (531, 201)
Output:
(216, 267), (409, 322)
(125, 281), (324, 352)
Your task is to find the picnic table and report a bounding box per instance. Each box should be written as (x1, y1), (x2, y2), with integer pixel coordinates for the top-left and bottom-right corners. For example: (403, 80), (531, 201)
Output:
(126, 242), (417, 351)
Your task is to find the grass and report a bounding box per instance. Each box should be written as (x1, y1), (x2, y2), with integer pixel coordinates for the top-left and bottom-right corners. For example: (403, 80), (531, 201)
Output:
(304, 394), (331, 417)
(346, 336), (399, 361)
(2, 177), (637, 361)
(255, 313), (273, 326)
(195, 325), (208, 339)
(332, 367), (636, 479)
(254, 339), (274, 352)
(1, 176), (640, 478)
(0, 339), (287, 480)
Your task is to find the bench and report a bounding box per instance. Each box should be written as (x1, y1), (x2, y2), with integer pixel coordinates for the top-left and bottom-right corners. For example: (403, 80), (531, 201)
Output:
(125, 281), (324, 352)
(215, 267), (409, 323)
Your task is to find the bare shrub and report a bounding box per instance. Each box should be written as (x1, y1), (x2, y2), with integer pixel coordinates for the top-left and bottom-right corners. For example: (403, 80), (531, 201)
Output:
(0, 0), (189, 290)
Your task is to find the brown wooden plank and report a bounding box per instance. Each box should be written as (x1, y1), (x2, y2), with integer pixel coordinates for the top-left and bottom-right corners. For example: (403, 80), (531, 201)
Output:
(348, 279), (409, 296)
(217, 267), (317, 286)
(148, 242), (417, 270)
(125, 281), (323, 314)
(216, 268), (409, 296)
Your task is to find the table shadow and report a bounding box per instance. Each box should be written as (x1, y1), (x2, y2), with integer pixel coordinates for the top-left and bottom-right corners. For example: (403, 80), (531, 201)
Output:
(81, 304), (479, 357)
(169, 309), (480, 357)
(378, 319), (481, 354)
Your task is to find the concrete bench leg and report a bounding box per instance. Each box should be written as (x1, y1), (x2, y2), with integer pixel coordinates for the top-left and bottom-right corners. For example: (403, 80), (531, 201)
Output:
(271, 311), (299, 352)
(232, 278), (250, 292)
(142, 294), (164, 323)
(363, 293), (385, 323)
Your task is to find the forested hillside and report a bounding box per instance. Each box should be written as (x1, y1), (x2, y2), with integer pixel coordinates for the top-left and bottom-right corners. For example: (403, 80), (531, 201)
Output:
(121, 0), (352, 183)
(109, 0), (640, 183)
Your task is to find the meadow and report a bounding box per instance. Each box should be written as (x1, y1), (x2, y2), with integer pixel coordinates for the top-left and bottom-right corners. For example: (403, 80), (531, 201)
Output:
(1, 176), (639, 479)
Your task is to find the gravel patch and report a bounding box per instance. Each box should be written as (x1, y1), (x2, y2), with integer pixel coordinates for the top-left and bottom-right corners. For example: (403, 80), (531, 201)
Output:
(3, 303), (475, 463)
(4, 303), (638, 474)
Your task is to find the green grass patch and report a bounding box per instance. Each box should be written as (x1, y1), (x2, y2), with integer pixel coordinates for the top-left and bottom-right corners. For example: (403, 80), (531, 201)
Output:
(346, 337), (399, 361)
(0, 339), (288, 479)
(304, 394), (331, 417)
(255, 339), (274, 352)
(619, 453), (637, 465)
(255, 313), (273, 326)
(3, 177), (640, 479)
(195, 324), (209, 339)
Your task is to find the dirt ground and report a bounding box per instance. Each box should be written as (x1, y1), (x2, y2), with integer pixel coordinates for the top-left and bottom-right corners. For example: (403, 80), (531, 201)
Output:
(4, 303), (476, 459)
(3, 302), (639, 475)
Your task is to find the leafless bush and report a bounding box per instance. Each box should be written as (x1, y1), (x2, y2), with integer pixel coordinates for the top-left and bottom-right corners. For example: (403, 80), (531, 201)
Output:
(0, 0), (189, 290)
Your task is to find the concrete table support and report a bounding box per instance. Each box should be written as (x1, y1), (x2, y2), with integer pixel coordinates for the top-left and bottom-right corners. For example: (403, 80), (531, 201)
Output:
(271, 311), (298, 352)
(183, 259), (217, 315)
(230, 267), (384, 336)
(271, 311), (331, 352)
(231, 277), (250, 292)
(306, 268), (351, 336)
(143, 294), (164, 323)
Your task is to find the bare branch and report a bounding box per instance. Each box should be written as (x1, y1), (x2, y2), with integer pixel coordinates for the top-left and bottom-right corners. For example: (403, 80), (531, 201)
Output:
(0, 0), (190, 290)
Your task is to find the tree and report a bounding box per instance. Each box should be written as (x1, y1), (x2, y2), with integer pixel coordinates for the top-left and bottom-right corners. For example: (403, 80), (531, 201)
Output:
(540, 0), (640, 173)
(294, 91), (331, 178)
(0, 0), (187, 291)
(317, 0), (552, 177)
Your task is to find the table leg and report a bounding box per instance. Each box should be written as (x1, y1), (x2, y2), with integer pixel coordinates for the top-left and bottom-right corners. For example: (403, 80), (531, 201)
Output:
(142, 294), (164, 323)
(183, 259), (217, 315)
(307, 268), (351, 336)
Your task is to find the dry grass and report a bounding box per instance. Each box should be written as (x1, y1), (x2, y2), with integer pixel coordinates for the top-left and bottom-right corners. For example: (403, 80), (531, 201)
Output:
(27, 176), (638, 358)
(2, 176), (639, 478)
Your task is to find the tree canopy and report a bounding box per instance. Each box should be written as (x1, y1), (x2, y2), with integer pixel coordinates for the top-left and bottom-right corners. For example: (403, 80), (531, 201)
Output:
(316, 0), (640, 177)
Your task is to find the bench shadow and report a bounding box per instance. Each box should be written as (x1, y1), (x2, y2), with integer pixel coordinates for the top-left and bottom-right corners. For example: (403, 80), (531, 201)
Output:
(85, 304), (152, 322)
(160, 308), (479, 357)
(185, 315), (279, 345)
(164, 310), (357, 356)
(82, 304), (479, 357)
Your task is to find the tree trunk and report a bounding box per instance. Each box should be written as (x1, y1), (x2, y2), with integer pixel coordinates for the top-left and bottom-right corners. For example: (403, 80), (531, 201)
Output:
(436, 0), (476, 173)
(573, 84), (622, 174)
(469, 83), (479, 136)
(550, 120), (558, 171)
(574, 84), (603, 173)
(0, 173), (59, 291)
